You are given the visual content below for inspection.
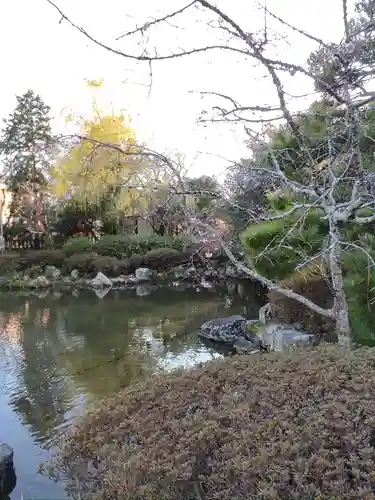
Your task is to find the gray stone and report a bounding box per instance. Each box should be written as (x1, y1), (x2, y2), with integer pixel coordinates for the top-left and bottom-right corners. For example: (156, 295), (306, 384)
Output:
(90, 272), (112, 288)
(234, 337), (260, 354)
(0, 443), (16, 497)
(199, 315), (247, 343)
(135, 267), (153, 282)
(112, 274), (137, 285)
(174, 265), (195, 280)
(44, 266), (61, 279)
(30, 276), (50, 289)
(111, 275), (128, 284)
(71, 269), (79, 280)
(257, 322), (317, 352)
(243, 329), (263, 348)
(174, 266), (185, 279)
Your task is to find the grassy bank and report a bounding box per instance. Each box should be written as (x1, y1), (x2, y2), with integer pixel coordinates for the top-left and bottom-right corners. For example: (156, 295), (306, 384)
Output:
(57, 345), (375, 499)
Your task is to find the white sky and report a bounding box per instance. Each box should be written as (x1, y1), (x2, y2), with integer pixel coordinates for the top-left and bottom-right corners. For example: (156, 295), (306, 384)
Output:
(0, 0), (355, 178)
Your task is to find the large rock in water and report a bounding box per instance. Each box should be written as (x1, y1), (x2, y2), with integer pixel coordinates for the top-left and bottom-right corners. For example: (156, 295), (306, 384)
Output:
(257, 322), (317, 352)
(135, 268), (153, 282)
(30, 275), (51, 289)
(199, 315), (247, 343)
(0, 444), (16, 497)
(90, 272), (112, 288)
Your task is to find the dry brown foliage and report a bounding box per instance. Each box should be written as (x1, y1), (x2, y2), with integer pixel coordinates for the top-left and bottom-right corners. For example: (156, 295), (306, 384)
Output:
(59, 346), (375, 499)
(268, 274), (336, 338)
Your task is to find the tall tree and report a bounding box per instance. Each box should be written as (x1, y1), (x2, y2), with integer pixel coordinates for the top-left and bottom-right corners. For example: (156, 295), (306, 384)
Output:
(51, 79), (146, 221)
(0, 90), (55, 231)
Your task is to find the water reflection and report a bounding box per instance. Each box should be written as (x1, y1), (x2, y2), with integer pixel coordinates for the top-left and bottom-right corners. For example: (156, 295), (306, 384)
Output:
(0, 285), (262, 499)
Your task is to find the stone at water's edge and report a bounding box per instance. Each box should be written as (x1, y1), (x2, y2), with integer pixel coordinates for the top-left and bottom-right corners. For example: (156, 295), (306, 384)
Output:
(256, 322), (318, 352)
(135, 268), (153, 282)
(199, 315), (248, 343)
(71, 269), (79, 280)
(44, 266), (61, 279)
(234, 337), (260, 354)
(90, 272), (112, 288)
(30, 276), (50, 289)
(0, 444), (16, 498)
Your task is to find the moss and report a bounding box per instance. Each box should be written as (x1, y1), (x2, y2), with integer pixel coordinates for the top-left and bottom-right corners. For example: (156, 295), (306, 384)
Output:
(7, 278), (31, 290)
(246, 321), (261, 333)
(56, 345), (375, 499)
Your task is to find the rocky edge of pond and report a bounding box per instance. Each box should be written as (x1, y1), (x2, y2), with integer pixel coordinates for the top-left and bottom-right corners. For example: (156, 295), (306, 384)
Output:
(53, 344), (375, 500)
(0, 260), (246, 294)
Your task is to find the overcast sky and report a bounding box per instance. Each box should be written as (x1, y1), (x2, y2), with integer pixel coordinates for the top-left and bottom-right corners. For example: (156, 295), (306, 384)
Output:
(0, 0), (355, 177)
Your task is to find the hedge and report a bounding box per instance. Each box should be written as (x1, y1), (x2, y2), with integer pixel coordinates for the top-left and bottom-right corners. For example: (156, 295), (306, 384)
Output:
(92, 234), (191, 259)
(56, 345), (375, 500)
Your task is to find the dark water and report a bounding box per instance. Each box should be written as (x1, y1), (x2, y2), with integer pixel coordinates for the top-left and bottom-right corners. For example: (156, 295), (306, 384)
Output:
(0, 284), (261, 500)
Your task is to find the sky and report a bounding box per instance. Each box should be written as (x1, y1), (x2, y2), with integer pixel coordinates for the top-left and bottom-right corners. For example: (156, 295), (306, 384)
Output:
(0, 0), (355, 178)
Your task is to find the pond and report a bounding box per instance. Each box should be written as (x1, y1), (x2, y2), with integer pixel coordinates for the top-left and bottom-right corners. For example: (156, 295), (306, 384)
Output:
(0, 284), (263, 500)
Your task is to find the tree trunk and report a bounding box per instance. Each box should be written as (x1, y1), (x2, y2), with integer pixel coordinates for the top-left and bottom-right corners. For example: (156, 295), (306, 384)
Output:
(329, 222), (351, 346)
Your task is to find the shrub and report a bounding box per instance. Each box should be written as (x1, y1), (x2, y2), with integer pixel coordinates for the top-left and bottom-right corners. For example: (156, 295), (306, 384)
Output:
(16, 250), (66, 270)
(63, 237), (93, 256)
(63, 253), (97, 275)
(57, 345), (375, 500)
(126, 254), (144, 271)
(93, 234), (193, 259)
(63, 254), (130, 277)
(142, 248), (186, 270)
(0, 253), (21, 274)
(92, 256), (129, 277)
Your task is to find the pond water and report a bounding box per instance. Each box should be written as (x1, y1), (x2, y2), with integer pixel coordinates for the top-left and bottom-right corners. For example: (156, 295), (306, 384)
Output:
(0, 284), (263, 500)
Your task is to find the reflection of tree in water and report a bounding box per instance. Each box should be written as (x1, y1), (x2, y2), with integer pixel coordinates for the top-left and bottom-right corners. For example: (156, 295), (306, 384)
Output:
(0, 287), (255, 445)
(0, 296), (77, 445)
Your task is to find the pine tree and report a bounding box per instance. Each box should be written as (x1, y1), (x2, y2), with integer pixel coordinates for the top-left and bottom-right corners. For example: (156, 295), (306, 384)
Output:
(0, 89), (55, 231)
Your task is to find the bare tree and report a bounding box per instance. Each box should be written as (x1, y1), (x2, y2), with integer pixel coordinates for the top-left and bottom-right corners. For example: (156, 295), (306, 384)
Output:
(45, 0), (375, 343)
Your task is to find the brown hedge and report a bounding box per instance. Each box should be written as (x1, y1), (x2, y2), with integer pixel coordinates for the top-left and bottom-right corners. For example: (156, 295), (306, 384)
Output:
(58, 345), (375, 500)
(268, 273), (335, 338)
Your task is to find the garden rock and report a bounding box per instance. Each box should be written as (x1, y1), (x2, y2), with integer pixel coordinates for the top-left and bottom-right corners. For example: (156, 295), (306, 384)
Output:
(71, 269), (79, 280)
(135, 268), (153, 282)
(174, 265), (195, 279)
(0, 443), (16, 497)
(112, 275), (137, 286)
(234, 337), (260, 354)
(44, 266), (61, 279)
(90, 272), (112, 288)
(199, 315), (247, 343)
(30, 276), (50, 288)
(257, 322), (317, 352)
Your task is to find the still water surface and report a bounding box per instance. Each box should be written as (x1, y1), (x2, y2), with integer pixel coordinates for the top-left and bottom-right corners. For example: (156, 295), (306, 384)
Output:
(0, 286), (261, 499)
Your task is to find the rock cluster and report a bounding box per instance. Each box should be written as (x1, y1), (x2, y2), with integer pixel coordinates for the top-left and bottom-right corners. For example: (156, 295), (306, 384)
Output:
(199, 315), (317, 353)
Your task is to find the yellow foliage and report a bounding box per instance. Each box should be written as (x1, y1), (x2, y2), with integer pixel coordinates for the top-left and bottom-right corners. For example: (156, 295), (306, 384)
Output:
(51, 84), (145, 213)
(86, 78), (105, 88)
